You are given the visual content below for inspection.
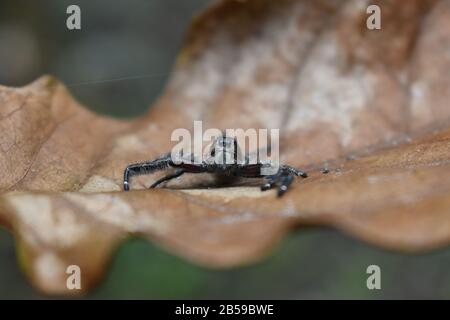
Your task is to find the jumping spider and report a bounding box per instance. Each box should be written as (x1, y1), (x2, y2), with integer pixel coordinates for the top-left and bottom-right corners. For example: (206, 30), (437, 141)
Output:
(123, 136), (307, 197)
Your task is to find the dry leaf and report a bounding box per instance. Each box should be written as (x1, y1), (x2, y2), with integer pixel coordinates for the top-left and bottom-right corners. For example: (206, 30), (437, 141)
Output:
(1, 0), (450, 295)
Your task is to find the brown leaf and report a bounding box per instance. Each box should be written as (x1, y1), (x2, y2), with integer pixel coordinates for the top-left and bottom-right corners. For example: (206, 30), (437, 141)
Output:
(1, 0), (450, 295)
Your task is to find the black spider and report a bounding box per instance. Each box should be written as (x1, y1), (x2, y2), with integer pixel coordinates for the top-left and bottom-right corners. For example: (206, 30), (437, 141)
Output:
(123, 136), (307, 196)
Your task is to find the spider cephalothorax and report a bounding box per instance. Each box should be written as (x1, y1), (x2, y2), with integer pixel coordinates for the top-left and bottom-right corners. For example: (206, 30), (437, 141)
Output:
(203, 136), (241, 167)
(123, 135), (307, 196)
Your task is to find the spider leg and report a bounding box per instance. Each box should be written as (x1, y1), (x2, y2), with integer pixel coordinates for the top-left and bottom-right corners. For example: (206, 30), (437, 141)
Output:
(282, 165), (308, 178)
(277, 173), (294, 197)
(150, 169), (185, 188)
(260, 165), (307, 197)
(260, 176), (276, 191)
(123, 155), (172, 191)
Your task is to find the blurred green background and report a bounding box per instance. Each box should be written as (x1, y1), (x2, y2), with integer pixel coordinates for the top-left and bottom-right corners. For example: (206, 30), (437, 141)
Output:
(1, 0), (450, 299)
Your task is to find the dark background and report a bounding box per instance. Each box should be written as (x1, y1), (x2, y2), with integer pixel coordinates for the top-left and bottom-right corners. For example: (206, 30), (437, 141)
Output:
(0, 0), (449, 299)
